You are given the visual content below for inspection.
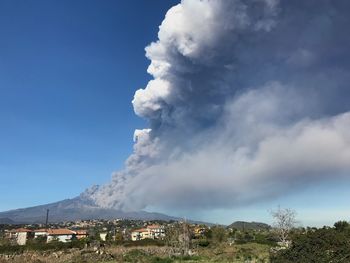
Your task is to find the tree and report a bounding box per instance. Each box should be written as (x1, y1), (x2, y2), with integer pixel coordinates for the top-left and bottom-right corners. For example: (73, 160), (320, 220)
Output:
(164, 223), (181, 247)
(334, 221), (349, 232)
(178, 222), (191, 256)
(210, 226), (227, 243)
(163, 222), (190, 256)
(270, 206), (296, 246)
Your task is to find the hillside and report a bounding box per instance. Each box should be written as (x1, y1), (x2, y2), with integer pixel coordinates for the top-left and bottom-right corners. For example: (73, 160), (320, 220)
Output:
(0, 189), (178, 224)
(228, 221), (271, 231)
(0, 218), (15, 224)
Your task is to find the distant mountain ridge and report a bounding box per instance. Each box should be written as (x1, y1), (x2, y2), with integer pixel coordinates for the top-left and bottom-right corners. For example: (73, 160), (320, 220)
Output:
(0, 188), (179, 224)
(228, 221), (271, 231)
(0, 218), (15, 224)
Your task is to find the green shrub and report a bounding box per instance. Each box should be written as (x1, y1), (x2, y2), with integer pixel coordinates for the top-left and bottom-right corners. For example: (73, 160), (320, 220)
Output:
(0, 244), (25, 254)
(271, 226), (350, 263)
(151, 257), (173, 263)
(123, 249), (148, 262)
(197, 239), (210, 247)
(122, 238), (165, 247)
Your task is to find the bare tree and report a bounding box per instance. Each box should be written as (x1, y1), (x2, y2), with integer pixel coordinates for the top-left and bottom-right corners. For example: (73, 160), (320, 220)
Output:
(270, 206), (296, 246)
(164, 221), (191, 256)
(178, 221), (191, 256)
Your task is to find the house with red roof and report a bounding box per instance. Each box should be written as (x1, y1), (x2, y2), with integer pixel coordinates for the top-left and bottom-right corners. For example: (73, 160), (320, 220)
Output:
(33, 228), (77, 243)
(46, 229), (76, 243)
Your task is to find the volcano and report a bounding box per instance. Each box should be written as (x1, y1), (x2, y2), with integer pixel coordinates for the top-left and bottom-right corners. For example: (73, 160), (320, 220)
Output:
(0, 187), (179, 224)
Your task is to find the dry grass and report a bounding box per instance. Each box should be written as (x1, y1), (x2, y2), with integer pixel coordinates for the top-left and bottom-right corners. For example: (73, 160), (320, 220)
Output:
(0, 243), (271, 263)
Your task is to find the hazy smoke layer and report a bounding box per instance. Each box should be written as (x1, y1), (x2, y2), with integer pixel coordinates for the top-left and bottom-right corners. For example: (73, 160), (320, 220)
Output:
(87, 0), (350, 211)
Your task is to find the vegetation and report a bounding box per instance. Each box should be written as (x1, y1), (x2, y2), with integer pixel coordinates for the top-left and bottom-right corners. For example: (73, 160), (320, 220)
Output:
(0, 239), (87, 254)
(228, 221), (271, 231)
(109, 238), (165, 247)
(2, 217), (350, 262)
(271, 221), (350, 263)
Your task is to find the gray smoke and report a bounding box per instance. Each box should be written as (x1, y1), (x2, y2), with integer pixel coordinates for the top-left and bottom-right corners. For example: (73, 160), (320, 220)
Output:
(86, 0), (350, 211)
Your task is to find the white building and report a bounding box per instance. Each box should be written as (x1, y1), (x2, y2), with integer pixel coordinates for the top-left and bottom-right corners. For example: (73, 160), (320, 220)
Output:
(46, 229), (76, 243)
(33, 228), (76, 243)
(8, 228), (33, 245)
(99, 232), (108, 241)
(131, 225), (165, 241)
(33, 229), (48, 239)
(131, 228), (150, 241)
(147, 224), (165, 239)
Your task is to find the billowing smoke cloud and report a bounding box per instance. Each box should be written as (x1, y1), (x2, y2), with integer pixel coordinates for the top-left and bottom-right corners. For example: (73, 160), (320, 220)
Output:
(86, 0), (350, 211)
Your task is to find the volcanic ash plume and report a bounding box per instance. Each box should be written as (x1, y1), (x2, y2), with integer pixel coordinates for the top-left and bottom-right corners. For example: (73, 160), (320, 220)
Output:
(86, 0), (350, 211)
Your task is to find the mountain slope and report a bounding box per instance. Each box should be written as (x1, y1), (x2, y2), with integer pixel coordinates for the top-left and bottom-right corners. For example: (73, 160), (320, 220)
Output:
(228, 221), (271, 231)
(0, 189), (178, 224)
(0, 218), (15, 224)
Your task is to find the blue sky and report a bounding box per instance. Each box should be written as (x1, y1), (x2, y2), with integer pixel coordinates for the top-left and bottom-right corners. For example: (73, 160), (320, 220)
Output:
(0, 0), (177, 210)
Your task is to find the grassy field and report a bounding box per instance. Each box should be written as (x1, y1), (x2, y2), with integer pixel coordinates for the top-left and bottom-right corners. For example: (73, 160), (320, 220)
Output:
(93, 243), (271, 263)
(0, 243), (271, 263)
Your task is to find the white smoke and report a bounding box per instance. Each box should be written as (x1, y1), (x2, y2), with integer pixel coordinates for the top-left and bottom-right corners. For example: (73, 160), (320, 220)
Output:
(86, 0), (350, 211)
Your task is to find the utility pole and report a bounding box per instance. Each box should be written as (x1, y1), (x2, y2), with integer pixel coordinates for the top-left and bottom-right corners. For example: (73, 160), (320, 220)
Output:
(45, 209), (49, 229)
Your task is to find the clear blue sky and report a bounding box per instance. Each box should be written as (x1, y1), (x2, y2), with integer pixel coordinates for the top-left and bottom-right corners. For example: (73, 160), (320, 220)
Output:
(0, 0), (178, 210)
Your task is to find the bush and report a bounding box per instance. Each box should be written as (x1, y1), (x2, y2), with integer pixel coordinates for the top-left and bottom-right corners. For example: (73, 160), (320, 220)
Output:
(211, 226), (227, 243)
(122, 238), (165, 247)
(151, 257), (173, 263)
(271, 226), (350, 263)
(254, 232), (278, 246)
(0, 244), (25, 254)
(123, 249), (148, 262)
(0, 239), (87, 254)
(197, 239), (210, 247)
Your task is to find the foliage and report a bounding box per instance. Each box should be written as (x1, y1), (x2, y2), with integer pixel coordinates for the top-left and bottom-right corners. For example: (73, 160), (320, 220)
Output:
(228, 221), (271, 231)
(163, 223), (181, 247)
(334, 221), (349, 232)
(204, 228), (212, 239)
(123, 249), (148, 262)
(254, 232), (278, 246)
(271, 222), (350, 263)
(0, 239), (87, 254)
(197, 239), (210, 247)
(122, 249), (200, 263)
(0, 244), (25, 254)
(0, 237), (11, 246)
(151, 257), (174, 263)
(109, 238), (165, 247)
(87, 227), (101, 241)
(210, 226), (227, 243)
(114, 232), (123, 241)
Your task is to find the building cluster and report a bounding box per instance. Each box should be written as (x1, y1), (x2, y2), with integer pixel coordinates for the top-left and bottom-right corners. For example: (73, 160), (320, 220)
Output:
(5, 228), (87, 245)
(6, 224), (167, 245)
(1, 219), (210, 246)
